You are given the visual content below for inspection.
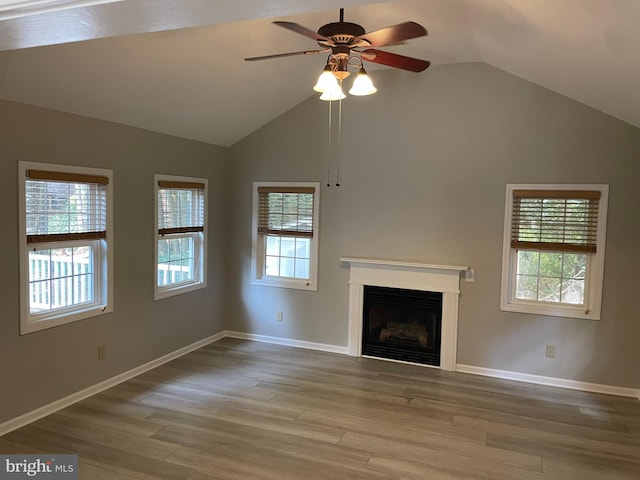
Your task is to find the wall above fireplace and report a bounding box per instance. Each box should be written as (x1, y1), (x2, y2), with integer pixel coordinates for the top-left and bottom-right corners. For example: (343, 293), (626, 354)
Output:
(341, 257), (468, 371)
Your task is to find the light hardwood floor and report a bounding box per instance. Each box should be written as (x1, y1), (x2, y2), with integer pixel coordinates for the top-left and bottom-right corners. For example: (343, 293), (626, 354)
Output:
(1, 338), (639, 479)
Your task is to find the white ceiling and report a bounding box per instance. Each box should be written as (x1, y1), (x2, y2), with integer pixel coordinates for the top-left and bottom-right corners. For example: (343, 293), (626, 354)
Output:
(0, 0), (638, 147)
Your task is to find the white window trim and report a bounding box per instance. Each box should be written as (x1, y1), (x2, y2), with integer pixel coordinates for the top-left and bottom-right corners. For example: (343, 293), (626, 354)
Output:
(500, 184), (608, 320)
(18, 161), (114, 335)
(251, 181), (320, 291)
(154, 174), (207, 300)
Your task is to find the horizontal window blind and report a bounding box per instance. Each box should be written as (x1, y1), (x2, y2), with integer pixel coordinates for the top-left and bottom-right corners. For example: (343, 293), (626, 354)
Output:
(25, 170), (108, 244)
(157, 181), (205, 235)
(257, 186), (315, 237)
(511, 190), (600, 254)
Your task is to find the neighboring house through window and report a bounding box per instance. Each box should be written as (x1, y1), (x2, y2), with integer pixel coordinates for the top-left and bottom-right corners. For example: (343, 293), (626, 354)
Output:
(19, 162), (113, 334)
(252, 182), (320, 290)
(155, 175), (207, 300)
(500, 184), (608, 320)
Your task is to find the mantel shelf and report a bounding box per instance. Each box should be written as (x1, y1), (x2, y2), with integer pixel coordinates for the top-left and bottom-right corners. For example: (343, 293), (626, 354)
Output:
(340, 257), (468, 273)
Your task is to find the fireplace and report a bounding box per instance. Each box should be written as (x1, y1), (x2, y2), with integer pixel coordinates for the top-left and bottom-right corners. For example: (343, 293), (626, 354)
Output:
(341, 257), (467, 371)
(363, 286), (442, 366)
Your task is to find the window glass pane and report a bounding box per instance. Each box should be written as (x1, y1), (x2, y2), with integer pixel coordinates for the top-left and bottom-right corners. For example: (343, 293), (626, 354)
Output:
(266, 236), (280, 256)
(295, 238), (311, 258)
(157, 236), (196, 287)
(179, 258), (194, 282)
(158, 238), (169, 263)
(539, 252), (562, 277)
(30, 249), (51, 281)
(280, 237), (296, 258)
(515, 275), (537, 300)
(562, 253), (586, 279)
(169, 238), (182, 261)
(561, 279), (585, 304)
(516, 251), (539, 276)
(29, 281), (50, 313)
(294, 259), (310, 279)
(279, 257), (294, 278)
(28, 245), (96, 315)
(538, 277), (561, 302)
(265, 256), (279, 276)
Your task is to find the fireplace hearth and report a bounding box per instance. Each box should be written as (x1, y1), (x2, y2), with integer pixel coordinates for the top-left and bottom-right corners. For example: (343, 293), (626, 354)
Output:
(363, 286), (442, 366)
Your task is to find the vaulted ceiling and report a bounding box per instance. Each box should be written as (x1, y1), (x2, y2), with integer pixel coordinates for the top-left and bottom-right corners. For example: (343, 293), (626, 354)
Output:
(0, 0), (638, 147)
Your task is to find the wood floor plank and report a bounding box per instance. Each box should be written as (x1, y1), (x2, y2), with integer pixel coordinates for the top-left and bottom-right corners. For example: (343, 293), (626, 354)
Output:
(54, 403), (163, 437)
(147, 407), (348, 447)
(486, 432), (640, 476)
(1, 338), (638, 480)
(339, 430), (542, 472)
(454, 414), (640, 463)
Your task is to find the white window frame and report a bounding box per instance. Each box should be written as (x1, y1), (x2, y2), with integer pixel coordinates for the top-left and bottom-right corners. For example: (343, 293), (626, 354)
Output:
(18, 161), (113, 334)
(500, 184), (608, 320)
(251, 182), (320, 291)
(154, 174), (207, 300)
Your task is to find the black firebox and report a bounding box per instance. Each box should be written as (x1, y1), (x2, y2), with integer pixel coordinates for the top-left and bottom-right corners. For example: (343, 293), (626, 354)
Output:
(362, 285), (442, 366)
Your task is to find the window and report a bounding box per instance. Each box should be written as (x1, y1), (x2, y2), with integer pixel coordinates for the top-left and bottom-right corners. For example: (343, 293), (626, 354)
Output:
(252, 182), (320, 290)
(500, 184), (608, 320)
(19, 162), (113, 334)
(154, 175), (207, 299)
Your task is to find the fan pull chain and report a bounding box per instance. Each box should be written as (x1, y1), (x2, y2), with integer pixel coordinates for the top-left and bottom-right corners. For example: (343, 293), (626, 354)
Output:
(336, 91), (342, 187)
(326, 99), (332, 187)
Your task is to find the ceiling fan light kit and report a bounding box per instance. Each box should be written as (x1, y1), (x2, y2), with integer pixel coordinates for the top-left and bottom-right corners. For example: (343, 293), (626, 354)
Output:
(245, 7), (430, 100)
(245, 8), (430, 185)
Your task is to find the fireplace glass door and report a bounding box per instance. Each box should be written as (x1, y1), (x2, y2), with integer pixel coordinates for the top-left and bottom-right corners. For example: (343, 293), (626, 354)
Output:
(362, 285), (442, 366)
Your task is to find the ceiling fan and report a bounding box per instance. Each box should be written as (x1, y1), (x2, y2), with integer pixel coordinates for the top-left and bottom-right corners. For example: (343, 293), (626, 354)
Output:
(245, 8), (430, 99)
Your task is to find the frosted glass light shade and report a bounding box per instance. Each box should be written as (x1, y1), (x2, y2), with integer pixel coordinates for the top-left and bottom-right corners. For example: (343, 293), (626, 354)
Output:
(319, 83), (346, 101)
(313, 70), (339, 93)
(349, 70), (377, 96)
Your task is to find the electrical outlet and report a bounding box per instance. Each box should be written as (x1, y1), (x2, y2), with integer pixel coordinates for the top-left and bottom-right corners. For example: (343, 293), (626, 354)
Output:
(276, 311), (283, 322)
(545, 344), (557, 358)
(98, 345), (107, 361)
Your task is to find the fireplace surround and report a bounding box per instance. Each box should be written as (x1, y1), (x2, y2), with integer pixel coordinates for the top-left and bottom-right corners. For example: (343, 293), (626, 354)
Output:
(341, 257), (467, 371)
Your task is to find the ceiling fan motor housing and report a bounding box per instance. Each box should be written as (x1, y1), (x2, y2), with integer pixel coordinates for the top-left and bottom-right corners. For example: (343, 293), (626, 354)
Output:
(318, 21), (366, 45)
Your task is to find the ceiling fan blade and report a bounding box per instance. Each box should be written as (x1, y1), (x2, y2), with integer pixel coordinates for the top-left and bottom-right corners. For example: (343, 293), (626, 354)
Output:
(354, 21), (427, 47)
(273, 21), (333, 45)
(361, 49), (430, 72)
(245, 49), (328, 62)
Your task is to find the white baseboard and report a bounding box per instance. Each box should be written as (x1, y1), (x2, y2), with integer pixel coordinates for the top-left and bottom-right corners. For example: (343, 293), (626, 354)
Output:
(456, 364), (640, 400)
(0, 332), (225, 437)
(223, 330), (349, 355)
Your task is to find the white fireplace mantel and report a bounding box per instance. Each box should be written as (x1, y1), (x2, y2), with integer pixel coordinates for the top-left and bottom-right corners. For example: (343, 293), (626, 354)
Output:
(341, 257), (468, 371)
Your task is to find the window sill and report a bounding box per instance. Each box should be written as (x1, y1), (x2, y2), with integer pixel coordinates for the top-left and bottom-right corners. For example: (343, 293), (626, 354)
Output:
(21, 304), (112, 335)
(155, 281), (206, 301)
(252, 277), (317, 291)
(500, 301), (600, 321)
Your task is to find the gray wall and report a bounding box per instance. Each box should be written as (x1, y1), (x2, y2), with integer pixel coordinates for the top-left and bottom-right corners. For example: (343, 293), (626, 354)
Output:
(227, 62), (640, 390)
(0, 100), (229, 423)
